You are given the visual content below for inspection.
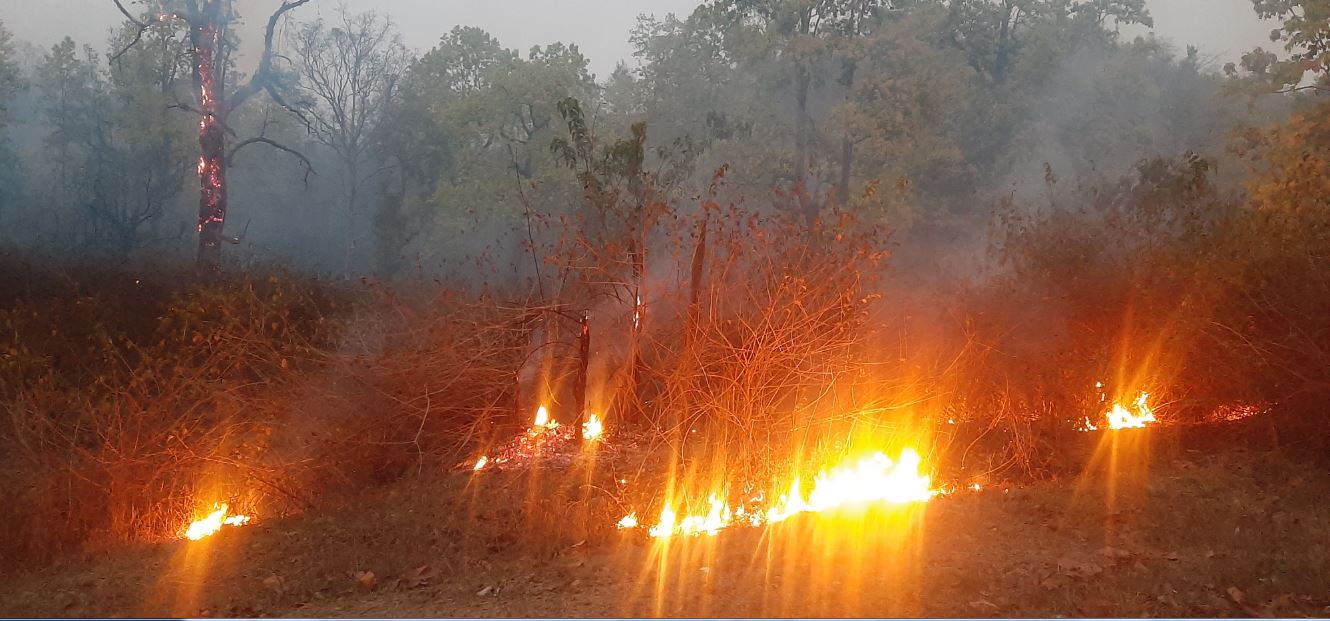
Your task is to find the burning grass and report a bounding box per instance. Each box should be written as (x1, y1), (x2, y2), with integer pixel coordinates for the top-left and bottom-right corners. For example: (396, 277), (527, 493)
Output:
(3, 148), (1330, 577)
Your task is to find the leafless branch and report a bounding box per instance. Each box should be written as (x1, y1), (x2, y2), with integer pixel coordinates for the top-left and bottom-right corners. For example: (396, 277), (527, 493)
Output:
(223, 219), (251, 245)
(110, 10), (185, 63)
(264, 83), (314, 132)
(226, 137), (316, 185)
(228, 0), (313, 113)
(111, 0), (144, 26)
(1277, 84), (1329, 94)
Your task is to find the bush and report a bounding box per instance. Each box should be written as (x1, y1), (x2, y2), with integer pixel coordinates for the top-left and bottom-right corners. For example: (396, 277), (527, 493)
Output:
(0, 254), (346, 563)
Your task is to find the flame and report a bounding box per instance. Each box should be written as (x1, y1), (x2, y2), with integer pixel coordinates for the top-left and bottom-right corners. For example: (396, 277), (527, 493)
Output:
(1105, 391), (1156, 429)
(183, 503), (251, 541)
(627, 448), (936, 539)
(534, 405), (552, 428)
(473, 455), (488, 470)
(767, 448), (935, 524)
(582, 413), (604, 441)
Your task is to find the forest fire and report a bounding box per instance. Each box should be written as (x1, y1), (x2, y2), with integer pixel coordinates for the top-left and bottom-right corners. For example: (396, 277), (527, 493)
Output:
(182, 503), (251, 541)
(1079, 389), (1158, 431)
(470, 405), (592, 471)
(1106, 392), (1157, 429)
(582, 413), (604, 441)
(624, 448), (937, 540)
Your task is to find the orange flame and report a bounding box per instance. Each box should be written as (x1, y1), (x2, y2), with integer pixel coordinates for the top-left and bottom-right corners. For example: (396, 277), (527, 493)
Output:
(533, 405), (551, 428)
(183, 503), (251, 541)
(582, 413), (604, 441)
(627, 447), (936, 539)
(1105, 392), (1156, 430)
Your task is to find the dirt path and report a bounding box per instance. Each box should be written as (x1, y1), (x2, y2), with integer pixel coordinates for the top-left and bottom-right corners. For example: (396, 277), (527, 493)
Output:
(3, 448), (1328, 618)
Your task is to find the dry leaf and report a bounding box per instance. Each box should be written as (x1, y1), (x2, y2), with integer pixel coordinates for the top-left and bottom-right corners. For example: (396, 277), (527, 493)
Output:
(355, 570), (377, 592)
(406, 565), (439, 588)
(262, 574), (285, 594)
(969, 598), (999, 611)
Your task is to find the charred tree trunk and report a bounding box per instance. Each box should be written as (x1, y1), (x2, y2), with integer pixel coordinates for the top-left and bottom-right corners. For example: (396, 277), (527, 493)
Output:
(111, 0), (312, 274)
(191, 7), (227, 273)
(574, 313), (590, 434)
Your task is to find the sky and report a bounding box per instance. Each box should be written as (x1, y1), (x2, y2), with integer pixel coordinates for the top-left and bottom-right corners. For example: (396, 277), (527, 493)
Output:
(2, 0), (1275, 79)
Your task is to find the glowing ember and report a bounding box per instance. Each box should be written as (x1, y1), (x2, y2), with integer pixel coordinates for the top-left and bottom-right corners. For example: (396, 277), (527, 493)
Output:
(183, 503), (251, 541)
(627, 448), (936, 539)
(1105, 392), (1156, 429)
(473, 455), (489, 470)
(1212, 403), (1269, 422)
(582, 413), (604, 441)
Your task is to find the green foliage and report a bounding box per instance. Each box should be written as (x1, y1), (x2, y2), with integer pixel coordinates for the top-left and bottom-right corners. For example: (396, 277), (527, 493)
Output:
(1237, 0), (1330, 88)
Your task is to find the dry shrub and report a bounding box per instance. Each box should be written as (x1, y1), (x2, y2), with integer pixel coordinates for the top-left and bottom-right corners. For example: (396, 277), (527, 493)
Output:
(947, 149), (1330, 474)
(280, 288), (533, 493)
(631, 206), (902, 482)
(0, 254), (346, 564)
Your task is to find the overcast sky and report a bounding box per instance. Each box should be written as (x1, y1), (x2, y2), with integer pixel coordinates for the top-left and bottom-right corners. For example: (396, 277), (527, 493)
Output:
(2, 0), (1275, 78)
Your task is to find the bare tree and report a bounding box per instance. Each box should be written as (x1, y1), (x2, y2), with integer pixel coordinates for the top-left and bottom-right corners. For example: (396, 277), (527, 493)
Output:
(289, 5), (409, 276)
(111, 0), (314, 272)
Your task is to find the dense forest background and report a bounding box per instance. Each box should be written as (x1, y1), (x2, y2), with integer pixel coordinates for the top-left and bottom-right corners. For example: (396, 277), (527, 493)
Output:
(0, 0), (1303, 281)
(2, 0), (1330, 569)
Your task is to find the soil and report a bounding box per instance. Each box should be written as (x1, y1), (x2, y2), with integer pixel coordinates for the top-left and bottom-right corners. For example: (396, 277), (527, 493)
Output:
(2, 431), (1329, 618)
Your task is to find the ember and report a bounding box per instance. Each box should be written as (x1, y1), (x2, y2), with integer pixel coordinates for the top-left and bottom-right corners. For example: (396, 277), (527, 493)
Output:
(466, 406), (581, 472)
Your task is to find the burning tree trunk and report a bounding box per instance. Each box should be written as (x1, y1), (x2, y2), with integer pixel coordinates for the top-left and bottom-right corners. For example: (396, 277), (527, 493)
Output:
(112, 0), (313, 273)
(191, 7), (226, 269)
(574, 313), (590, 433)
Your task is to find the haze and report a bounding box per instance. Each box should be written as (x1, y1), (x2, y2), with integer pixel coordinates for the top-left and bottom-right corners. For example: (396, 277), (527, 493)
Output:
(2, 0), (1275, 76)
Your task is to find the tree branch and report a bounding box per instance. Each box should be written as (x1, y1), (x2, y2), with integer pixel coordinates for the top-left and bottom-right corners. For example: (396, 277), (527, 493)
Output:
(1277, 84), (1329, 94)
(227, 137), (316, 185)
(110, 9), (186, 63)
(227, 0), (313, 114)
(111, 0), (144, 26)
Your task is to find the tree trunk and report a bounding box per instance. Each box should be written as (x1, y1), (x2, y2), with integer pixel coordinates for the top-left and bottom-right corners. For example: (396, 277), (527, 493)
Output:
(838, 59), (857, 206)
(574, 313), (590, 437)
(794, 64), (814, 223)
(345, 160), (359, 277)
(192, 12), (228, 273)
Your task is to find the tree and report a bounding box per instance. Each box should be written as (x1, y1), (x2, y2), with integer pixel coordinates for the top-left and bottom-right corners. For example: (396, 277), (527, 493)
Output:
(1234, 0), (1330, 92)
(371, 29), (596, 276)
(32, 30), (194, 254)
(111, 0), (313, 272)
(35, 38), (104, 243)
(0, 20), (22, 229)
(290, 6), (409, 275)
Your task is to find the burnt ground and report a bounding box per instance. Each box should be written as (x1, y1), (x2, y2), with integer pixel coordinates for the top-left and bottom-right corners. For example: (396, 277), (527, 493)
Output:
(2, 427), (1329, 618)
